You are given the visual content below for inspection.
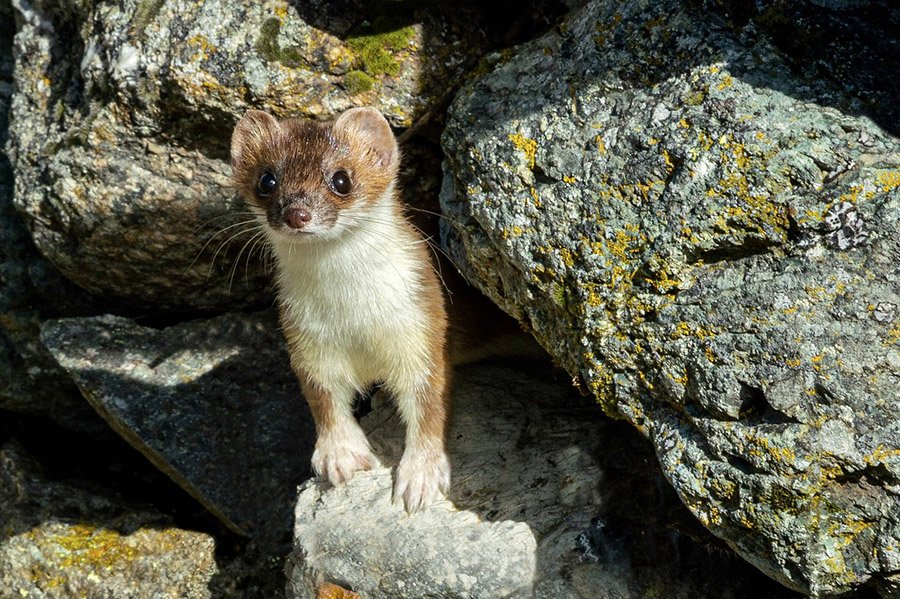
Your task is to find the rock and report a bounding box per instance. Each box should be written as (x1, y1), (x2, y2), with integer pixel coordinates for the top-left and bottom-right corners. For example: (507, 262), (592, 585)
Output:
(707, 0), (899, 136)
(0, 441), (218, 598)
(7, 0), (495, 310)
(0, 1), (109, 434)
(40, 311), (316, 547)
(440, 0), (900, 595)
(287, 364), (797, 598)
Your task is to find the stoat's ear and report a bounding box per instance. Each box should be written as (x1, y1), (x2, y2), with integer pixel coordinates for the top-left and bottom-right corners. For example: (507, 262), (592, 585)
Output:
(334, 107), (398, 170)
(231, 110), (280, 171)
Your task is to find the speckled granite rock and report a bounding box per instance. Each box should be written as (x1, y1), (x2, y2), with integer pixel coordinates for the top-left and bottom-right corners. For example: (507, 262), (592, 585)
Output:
(41, 311), (315, 547)
(0, 442), (217, 598)
(441, 0), (900, 595)
(6, 0), (494, 310)
(287, 365), (798, 598)
(0, 2), (107, 434)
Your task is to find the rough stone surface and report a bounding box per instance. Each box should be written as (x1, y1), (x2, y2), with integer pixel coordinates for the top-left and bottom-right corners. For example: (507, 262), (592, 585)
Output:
(441, 0), (900, 595)
(0, 0), (108, 433)
(7, 0), (495, 310)
(703, 0), (899, 137)
(0, 441), (218, 599)
(41, 311), (315, 547)
(288, 364), (798, 598)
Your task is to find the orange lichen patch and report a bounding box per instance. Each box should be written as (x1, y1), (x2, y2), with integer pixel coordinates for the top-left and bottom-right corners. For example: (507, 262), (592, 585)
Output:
(317, 582), (363, 599)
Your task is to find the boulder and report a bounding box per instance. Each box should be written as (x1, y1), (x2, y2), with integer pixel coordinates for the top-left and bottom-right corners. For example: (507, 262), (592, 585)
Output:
(41, 311), (315, 547)
(0, 2), (108, 433)
(0, 441), (218, 598)
(7, 0), (494, 310)
(440, 0), (900, 595)
(287, 364), (796, 598)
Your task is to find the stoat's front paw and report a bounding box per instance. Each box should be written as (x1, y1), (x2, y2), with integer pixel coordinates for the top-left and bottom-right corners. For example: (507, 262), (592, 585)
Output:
(312, 430), (377, 486)
(393, 448), (451, 513)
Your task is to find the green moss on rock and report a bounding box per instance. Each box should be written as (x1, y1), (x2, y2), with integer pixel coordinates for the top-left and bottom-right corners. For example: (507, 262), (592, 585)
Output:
(346, 17), (416, 78)
(344, 69), (375, 94)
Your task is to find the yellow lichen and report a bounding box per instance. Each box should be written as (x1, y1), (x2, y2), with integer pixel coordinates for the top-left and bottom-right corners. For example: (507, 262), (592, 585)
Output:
(187, 34), (215, 61)
(32, 524), (140, 572)
(876, 170), (900, 193)
(671, 321), (716, 340)
(501, 225), (525, 239)
(885, 322), (900, 346)
(508, 133), (537, 170)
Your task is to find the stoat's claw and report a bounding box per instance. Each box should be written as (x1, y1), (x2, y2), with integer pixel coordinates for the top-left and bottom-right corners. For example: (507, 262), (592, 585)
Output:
(393, 449), (451, 513)
(312, 430), (377, 486)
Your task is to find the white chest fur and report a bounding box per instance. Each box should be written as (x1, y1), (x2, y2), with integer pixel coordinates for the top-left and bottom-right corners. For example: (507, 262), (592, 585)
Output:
(270, 201), (433, 395)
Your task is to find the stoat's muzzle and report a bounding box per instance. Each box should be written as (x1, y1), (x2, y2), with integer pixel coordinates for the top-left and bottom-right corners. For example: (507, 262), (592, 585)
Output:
(270, 192), (338, 236)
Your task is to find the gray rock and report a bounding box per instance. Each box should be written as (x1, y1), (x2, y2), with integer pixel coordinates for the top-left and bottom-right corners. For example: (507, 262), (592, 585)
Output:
(440, 0), (900, 595)
(7, 0), (493, 310)
(0, 2), (107, 433)
(709, 0), (899, 136)
(287, 364), (798, 598)
(0, 441), (218, 599)
(40, 311), (316, 547)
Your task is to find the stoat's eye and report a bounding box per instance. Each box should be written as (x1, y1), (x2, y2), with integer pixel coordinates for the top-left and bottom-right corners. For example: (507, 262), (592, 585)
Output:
(257, 171), (278, 196)
(330, 170), (352, 196)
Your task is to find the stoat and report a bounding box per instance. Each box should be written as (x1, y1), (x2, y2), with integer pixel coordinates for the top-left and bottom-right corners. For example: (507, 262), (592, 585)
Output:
(230, 107), (451, 511)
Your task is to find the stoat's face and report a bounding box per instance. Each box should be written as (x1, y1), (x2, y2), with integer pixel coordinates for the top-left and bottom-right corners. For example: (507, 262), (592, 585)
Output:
(230, 107), (399, 241)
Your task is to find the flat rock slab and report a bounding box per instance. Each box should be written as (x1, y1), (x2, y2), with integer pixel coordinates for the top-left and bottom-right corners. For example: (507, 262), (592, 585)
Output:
(288, 364), (798, 598)
(41, 311), (315, 546)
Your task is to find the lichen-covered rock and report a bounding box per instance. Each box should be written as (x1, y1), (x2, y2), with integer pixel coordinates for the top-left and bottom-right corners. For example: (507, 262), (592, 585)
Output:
(440, 0), (900, 595)
(7, 0), (493, 310)
(41, 311), (315, 547)
(287, 365), (796, 598)
(0, 442), (217, 598)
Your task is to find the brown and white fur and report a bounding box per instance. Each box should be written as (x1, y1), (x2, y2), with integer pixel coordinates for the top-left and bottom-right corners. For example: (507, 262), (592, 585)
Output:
(231, 107), (450, 512)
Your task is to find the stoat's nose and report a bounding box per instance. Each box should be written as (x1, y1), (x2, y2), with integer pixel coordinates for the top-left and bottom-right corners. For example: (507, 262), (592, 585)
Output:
(284, 206), (312, 229)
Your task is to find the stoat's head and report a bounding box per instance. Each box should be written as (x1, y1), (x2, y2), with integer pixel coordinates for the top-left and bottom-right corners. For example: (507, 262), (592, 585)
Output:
(230, 106), (399, 241)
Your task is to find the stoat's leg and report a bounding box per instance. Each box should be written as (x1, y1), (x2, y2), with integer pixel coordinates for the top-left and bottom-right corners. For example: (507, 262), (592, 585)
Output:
(300, 376), (377, 485)
(392, 360), (451, 512)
